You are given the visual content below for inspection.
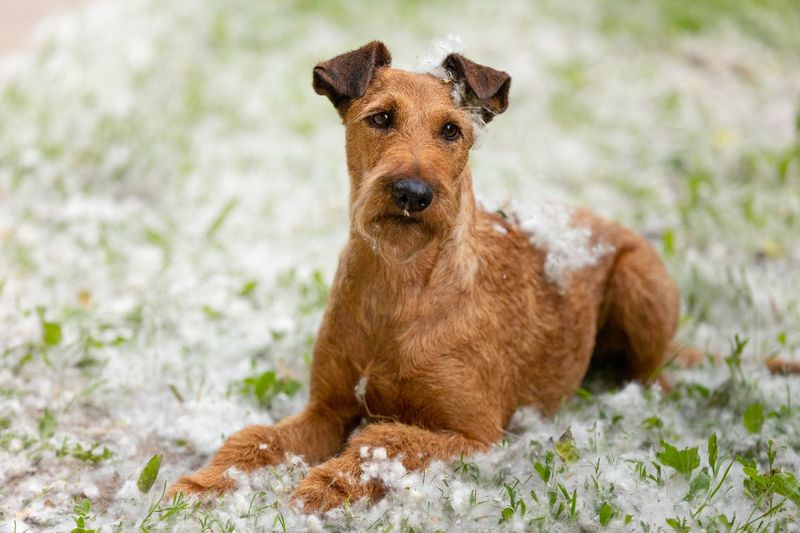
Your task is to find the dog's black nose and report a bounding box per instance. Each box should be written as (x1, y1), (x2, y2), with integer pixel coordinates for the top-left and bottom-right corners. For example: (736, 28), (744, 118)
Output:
(391, 179), (433, 213)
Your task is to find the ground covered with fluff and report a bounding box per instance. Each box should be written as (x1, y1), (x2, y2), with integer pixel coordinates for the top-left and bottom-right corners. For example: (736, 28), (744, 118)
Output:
(1, 0), (800, 531)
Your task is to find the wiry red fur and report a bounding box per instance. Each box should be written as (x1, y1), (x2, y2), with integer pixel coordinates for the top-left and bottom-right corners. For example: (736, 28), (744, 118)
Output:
(168, 43), (698, 512)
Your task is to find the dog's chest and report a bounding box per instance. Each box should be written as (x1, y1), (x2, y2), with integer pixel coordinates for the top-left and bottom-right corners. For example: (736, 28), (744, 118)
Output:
(352, 367), (403, 420)
(352, 343), (485, 431)
(355, 368), (448, 427)
(353, 342), (412, 417)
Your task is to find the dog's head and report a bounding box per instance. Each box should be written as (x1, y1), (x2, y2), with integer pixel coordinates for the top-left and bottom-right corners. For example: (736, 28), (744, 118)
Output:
(313, 41), (511, 261)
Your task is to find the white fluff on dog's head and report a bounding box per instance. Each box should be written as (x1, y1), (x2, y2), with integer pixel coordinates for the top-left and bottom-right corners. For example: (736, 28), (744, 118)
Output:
(416, 35), (489, 148)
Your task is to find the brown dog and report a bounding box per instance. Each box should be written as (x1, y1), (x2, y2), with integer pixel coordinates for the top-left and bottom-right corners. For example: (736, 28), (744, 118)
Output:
(168, 41), (687, 511)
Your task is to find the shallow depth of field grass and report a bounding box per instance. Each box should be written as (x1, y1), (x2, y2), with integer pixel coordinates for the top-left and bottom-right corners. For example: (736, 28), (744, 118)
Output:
(1, 0), (799, 531)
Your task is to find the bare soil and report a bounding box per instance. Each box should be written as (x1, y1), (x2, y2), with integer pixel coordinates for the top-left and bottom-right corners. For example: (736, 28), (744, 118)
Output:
(0, 0), (86, 53)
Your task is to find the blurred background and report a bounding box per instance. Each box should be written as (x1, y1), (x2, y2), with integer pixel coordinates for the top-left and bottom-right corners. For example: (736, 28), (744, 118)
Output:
(1, 1), (799, 531)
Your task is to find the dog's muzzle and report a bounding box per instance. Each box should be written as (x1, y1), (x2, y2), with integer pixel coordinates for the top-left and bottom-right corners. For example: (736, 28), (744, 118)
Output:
(391, 179), (433, 213)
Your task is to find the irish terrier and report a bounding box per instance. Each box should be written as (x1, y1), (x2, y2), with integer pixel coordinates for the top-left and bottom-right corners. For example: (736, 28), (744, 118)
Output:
(168, 41), (692, 511)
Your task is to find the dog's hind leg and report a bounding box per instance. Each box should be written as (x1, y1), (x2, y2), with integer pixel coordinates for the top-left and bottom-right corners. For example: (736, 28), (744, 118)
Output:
(290, 422), (490, 512)
(594, 240), (681, 384)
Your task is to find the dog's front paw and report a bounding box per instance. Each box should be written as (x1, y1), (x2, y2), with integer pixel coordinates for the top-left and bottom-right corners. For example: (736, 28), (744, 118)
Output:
(291, 474), (351, 512)
(165, 465), (235, 500)
(167, 424), (288, 501)
(291, 462), (379, 513)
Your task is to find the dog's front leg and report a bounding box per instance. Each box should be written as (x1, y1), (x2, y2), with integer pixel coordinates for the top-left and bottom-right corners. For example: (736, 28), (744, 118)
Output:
(291, 422), (491, 512)
(167, 280), (368, 498)
(167, 405), (353, 496)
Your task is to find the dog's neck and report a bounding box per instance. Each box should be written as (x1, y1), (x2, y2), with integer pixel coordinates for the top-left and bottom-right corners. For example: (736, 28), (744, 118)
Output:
(348, 168), (480, 291)
(446, 172), (481, 286)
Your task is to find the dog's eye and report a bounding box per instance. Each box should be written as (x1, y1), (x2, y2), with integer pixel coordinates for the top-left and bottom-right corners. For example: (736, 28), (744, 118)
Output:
(441, 123), (462, 141)
(368, 111), (393, 129)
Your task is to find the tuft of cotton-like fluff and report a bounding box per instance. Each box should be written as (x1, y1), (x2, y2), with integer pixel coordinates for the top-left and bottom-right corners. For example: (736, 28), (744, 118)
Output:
(354, 376), (368, 406)
(360, 448), (408, 488)
(515, 202), (614, 289)
(416, 34), (465, 80)
(416, 35), (488, 147)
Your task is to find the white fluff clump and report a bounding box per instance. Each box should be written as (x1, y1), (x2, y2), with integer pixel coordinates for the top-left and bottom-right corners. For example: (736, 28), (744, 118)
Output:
(416, 35), (488, 147)
(360, 448), (408, 488)
(354, 375), (368, 406)
(492, 221), (508, 235)
(416, 34), (466, 79)
(515, 202), (614, 289)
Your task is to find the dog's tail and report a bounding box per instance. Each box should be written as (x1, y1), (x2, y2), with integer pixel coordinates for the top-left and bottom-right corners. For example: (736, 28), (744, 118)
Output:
(664, 342), (800, 376)
(766, 357), (800, 375)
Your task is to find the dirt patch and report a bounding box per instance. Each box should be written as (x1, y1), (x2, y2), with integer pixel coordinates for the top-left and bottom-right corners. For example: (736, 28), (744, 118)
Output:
(0, 0), (87, 54)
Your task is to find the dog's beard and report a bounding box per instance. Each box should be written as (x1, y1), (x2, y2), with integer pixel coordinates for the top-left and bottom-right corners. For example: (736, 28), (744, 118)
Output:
(368, 215), (436, 263)
(353, 200), (437, 263)
(351, 170), (453, 264)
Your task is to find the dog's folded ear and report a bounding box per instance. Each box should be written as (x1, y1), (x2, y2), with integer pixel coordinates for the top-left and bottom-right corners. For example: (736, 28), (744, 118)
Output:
(313, 41), (392, 115)
(442, 54), (511, 123)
